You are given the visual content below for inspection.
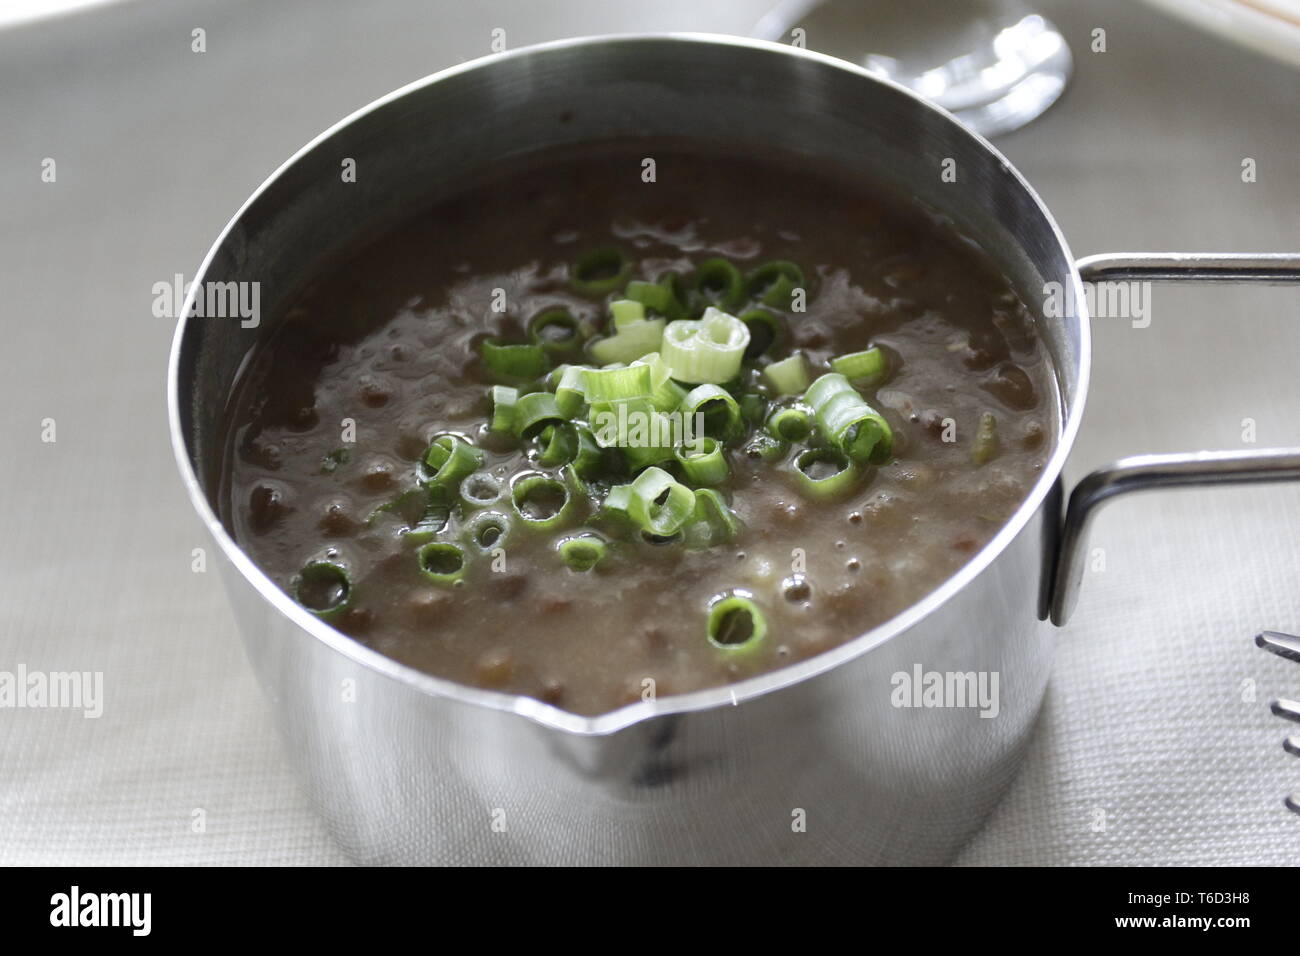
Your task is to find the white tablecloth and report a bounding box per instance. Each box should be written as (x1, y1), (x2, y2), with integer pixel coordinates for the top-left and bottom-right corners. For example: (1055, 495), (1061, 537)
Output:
(2, 0), (1298, 865)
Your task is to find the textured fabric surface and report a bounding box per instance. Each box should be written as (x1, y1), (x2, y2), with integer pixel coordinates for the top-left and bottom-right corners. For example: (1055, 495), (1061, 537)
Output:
(1, 0), (1298, 865)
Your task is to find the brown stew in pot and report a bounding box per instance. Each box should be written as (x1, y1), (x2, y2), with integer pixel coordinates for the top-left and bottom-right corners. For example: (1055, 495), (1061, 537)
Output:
(220, 142), (1058, 716)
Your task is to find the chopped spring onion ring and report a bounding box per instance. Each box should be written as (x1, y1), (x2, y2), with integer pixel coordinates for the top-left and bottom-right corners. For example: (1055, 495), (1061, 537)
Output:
(416, 541), (466, 587)
(459, 472), (504, 509)
(570, 424), (607, 479)
(421, 435), (483, 488)
(590, 399), (679, 468)
(804, 372), (894, 464)
(463, 510), (512, 552)
(766, 405), (812, 442)
(402, 523), (443, 546)
(587, 318), (665, 366)
(509, 473), (574, 529)
(528, 308), (583, 354)
(610, 299), (646, 329)
(630, 352), (689, 411)
(571, 247), (631, 296)
(660, 272), (693, 319)
(683, 488), (740, 549)
(624, 278), (684, 319)
(739, 308), (783, 359)
(623, 439), (678, 471)
(481, 339), (548, 382)
(368, 485), (442, 529)
(746, 260), (804, 310)
(743, 433), (788, 463)
(830, 347), (887, 385)
(762, 352), (810, 396)
(557, 533), (607, 572)
(660, 308), (750, 384)
(294, 561), (351, 618)
(589, 398), (675, 461)
(680, 384), (743, 442)
(625, 466), (695, 536)
(739, 392), (768, 425)
(694, 258), (745, 312)
(792, 447), (859, 499)
(537, 423), (579, 468)
(488, 385), (519, 434)
(675, 437), (728, 486)
(707, 593), (767, 650)
(513, 391), (565, 440)
(553, 364), (588, 417)
(581, 363), (653, 403)
(971, 412), (999, 465)
(598, 483), (634, 524)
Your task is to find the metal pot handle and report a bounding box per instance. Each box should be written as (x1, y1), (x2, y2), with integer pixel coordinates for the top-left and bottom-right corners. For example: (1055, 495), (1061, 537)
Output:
(1049, 253), (1300, 626)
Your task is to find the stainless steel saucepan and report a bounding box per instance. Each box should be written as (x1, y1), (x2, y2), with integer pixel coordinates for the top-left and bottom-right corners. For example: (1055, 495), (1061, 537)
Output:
(167, 34), (1300, 864)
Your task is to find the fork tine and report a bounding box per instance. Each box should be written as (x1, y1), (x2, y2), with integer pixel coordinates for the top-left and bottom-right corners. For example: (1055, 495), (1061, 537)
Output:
(1270, 699), (1300, 723)
(1255, 630), (1300, 663)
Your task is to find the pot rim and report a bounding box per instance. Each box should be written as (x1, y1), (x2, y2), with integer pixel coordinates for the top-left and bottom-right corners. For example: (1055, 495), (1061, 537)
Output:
(166, 31), (1091, 736)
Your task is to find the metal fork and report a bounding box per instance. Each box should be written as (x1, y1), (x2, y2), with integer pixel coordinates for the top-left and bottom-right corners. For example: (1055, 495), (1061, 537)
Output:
(1255, 630), (1300, 814)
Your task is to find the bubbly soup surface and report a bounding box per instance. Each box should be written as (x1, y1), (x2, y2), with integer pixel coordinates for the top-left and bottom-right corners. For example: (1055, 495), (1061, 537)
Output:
(222, 142), (1058, 716)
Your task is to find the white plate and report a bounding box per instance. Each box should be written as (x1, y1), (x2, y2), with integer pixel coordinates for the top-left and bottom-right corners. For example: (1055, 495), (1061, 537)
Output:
(1143, 0), (1300, 67)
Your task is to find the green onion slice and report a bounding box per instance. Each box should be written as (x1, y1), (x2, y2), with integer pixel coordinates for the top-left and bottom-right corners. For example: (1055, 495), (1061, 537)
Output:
(971, 411), (999, 466)
(488, 385), (519, 434)
(459, 471), (504, 509)
(739, 309), (784, 359)
(630, 351), (689, 412)
(804, 372), (894, 464)
(623, 437), (679, 471)
(570, 423), (607, 479)
(513, 391), (565, 440)
(739, 392), (769, 425)
(510, 473), (574, 530)
(537, 423), (579, 468)
(421, 435), (484, 488)
(746, 260), (804, 310)
(660, 308), (750, 384)
(830, 346), (888, 386)
(417, 541), (466, 587)
(610, 299), (646, 329)
(766, 405), (813, 442)
(762, 352), (810, 396)
(707, 592), (767, 650)
(582, 363), (653, 404)
(557, 533), (607, 572)
(625, 466), (695, 536)
(369, 485), (441, 529)
(294, 561), (352, 618)
(587, 318), (665, 366)
(598, 483), (635, 525)
(481, 339), (548, 382)
(528, 308), (583, 355)
(693, 258), (746, 312)
(552, 364), (588, 418)
(571, 247), (632, 296)
(624, 277), (685, 319)
(464, 510), (512, 552)
(588, 398), (676, 459)
(792, 447), (859, 499)
(680, 383), (743, 442)
(675, 437), (728, 487)
(742, 433), (789, 463)
(683, 488), (740, 549)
